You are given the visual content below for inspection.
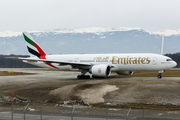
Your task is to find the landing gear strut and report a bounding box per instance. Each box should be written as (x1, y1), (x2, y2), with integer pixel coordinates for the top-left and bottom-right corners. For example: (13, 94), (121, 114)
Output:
(157, 70), (165, 79)
(77, 70), (90, 79)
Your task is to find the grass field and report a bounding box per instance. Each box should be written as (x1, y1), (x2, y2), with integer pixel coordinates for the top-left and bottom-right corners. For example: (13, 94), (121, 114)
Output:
(112, 70), (180, 77)
(0, 69), (180, 77)
(0, 71), (34, 76)
(91, 103), (180, 111)
(132, 70), (180, 77)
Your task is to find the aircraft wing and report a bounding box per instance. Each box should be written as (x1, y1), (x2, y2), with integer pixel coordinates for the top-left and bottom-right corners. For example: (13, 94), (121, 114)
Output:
(7, 57), (115, 69)
(18, 57), (92, 66)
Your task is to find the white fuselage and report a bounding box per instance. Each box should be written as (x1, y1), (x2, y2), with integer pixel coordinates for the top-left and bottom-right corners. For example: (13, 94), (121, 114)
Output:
(24, 53), (177, 72)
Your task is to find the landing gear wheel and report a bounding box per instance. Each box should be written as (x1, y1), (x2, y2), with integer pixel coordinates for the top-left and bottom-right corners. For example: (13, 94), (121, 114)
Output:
(77, 75), (81, 79)
(157, 74), (162, 79)
(77, 75), (90, 79)
(92, 75), (98, 79)
(92, 75), (103, 79)
(84, 75), (90, 79)
(157, 70), (165, 79)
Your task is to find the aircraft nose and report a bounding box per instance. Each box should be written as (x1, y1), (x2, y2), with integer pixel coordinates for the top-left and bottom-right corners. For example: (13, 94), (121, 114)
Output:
(173, 61), (177, 67)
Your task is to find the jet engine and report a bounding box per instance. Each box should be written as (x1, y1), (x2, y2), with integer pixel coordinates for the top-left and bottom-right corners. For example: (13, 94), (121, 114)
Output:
(91, 64), (111, 77)
(116, 71), (133, 75)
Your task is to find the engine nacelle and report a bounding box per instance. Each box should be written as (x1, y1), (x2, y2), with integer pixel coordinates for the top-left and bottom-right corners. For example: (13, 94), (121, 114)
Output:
(91, 64), (111, 77)
(116, 71), (133, 75)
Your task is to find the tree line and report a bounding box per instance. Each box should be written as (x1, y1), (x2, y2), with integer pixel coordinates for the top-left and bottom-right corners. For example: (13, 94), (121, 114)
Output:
(0, 53), (179, 68)
(0, 55), (39, 68)
(165, 52), (180, 67)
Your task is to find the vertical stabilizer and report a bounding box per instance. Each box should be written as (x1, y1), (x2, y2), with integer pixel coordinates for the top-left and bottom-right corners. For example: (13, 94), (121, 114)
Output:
(22, 32), (46, 59)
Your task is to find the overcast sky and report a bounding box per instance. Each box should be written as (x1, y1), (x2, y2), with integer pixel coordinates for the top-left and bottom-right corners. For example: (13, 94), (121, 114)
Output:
(1, 0), (180, 32)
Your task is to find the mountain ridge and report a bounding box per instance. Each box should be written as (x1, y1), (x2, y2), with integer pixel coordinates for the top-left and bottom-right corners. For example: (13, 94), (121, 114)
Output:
(0, 28), (180, 55)
(1, 27), (180, 37)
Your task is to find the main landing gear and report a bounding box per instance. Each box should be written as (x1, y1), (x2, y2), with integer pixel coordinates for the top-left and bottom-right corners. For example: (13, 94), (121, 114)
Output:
(157, 70), (165, 79)
(77, 75), (90, 79)
(77, 70), (90, 79)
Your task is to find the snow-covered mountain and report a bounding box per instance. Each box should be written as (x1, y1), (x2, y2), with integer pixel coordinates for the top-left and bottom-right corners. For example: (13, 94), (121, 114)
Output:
(0, 27), (180, 55)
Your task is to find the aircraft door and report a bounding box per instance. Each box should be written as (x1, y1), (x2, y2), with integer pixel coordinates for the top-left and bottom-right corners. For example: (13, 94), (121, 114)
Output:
(152, 57), (157, 65)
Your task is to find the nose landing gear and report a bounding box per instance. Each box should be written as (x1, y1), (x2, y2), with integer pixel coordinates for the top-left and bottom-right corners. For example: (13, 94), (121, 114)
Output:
(157, 73), (162, 78)
(157, 70), (165, 79)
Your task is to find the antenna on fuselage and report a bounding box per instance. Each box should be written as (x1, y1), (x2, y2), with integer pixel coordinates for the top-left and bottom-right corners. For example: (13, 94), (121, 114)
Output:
(161, 35), (164, 55)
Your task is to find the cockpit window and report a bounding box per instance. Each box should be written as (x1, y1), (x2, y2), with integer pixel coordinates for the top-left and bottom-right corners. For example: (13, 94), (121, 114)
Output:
(166, 59), (173, 61)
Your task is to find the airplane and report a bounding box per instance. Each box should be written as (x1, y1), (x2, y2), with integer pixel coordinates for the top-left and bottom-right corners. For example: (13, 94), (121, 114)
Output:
(15, 32), (177, 79)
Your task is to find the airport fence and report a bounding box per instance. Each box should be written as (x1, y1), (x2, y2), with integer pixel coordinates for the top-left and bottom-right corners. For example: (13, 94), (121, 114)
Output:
(0, 101), (180, 120)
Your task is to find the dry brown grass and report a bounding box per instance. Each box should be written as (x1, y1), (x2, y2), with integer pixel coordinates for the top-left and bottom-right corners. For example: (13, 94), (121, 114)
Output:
(0, 71), (35, 76)
(91, 103), (180, 111)
(121, 81), (179, 84)
(111, 70), (180, 77)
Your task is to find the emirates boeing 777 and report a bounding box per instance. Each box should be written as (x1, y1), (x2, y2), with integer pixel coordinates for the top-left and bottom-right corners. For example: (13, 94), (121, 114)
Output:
(16, 32), (177, 79)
